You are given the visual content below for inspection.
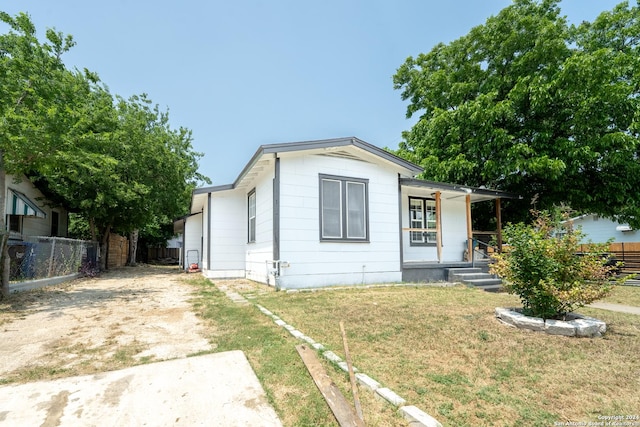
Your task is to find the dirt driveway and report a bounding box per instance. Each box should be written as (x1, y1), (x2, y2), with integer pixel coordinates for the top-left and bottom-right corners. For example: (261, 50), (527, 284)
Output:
(0, 265), (213, 382)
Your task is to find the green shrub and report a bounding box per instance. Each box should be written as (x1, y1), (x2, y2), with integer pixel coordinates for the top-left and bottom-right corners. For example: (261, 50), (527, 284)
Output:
(490, 211), (627, 319)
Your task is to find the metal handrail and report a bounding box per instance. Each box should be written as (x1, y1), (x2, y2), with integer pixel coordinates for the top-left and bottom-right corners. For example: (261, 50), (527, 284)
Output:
(468, 238), (498, 268)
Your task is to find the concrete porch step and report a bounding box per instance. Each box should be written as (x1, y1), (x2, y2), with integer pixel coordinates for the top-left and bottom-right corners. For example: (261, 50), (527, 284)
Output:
(453, 273), (493, 281)
(465, 278), (503, 287)
(447, 267), (503, 292)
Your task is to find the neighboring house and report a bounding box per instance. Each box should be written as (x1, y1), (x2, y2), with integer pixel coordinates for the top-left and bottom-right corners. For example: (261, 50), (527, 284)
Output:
(4, 174), (68, 241)
(564, 214), (637, 243)
(4, 174), (75, 284)
(179, 137), (518, 289)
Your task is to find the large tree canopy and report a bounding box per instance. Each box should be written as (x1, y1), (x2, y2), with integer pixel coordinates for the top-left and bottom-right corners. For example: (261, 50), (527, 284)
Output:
(33, 89), (206, 268)
(393, 0), (640, 227)
(1, 11), (207, 290)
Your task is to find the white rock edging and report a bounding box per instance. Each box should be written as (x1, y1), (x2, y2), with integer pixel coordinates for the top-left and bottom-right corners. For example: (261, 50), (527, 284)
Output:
(400, 406), (443, 427)
(495, 307), (607, 337)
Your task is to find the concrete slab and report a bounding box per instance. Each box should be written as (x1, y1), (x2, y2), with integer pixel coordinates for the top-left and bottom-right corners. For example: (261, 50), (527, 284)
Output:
(0, 351), (282, 427)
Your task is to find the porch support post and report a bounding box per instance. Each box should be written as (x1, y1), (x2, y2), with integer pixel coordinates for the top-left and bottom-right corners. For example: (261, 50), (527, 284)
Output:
(435, 191), (442, 263)
(495, 198), (503, 251)
(397, 174), (404, 268)
(466, 194), (473, 262)
(207, 193), (211, 269)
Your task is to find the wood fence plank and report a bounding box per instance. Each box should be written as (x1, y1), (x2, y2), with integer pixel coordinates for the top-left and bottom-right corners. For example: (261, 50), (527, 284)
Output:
(296, 344), (365, 427)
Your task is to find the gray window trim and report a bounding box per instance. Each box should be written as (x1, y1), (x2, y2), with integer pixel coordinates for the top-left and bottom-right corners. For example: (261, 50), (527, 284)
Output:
(409, 196), (437, 247)
(319, 174), (369, 243)
(248, 189), (256, 243)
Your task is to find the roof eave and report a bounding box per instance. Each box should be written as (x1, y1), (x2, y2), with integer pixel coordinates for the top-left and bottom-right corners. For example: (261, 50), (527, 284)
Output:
(400, 178), (522, 201)
(192, 137), (424, 197)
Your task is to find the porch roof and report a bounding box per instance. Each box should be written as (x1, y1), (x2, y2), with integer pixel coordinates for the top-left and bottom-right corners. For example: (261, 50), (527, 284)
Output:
(400, 178), (521, 203)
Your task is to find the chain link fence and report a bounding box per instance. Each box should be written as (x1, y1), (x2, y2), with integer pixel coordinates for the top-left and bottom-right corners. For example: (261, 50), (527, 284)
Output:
(8, 236), (99, 282)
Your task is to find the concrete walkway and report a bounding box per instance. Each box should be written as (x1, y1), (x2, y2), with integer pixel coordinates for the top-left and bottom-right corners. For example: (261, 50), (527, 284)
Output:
(0, 351), (282, 427)
(588, 302), (640, 315)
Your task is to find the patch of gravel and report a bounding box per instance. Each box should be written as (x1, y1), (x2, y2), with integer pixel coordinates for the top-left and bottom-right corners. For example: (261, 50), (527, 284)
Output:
(0, 265), (213, 379)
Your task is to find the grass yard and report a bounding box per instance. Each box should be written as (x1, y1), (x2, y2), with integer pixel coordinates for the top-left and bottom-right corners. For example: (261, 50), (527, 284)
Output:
(187, 277), (406, 427)
(241, 284), (640, 427)
(601, 283), (640, 307)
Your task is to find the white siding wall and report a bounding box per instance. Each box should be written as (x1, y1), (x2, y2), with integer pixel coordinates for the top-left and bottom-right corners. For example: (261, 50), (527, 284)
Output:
(246, 168), (274, 284)
(6, 175), (67, 238)
(277, 154), (402, 288)
(205, 192), (246, 278)
(400, 188), (468, 263)
(573, 215), (639, 244)
(440, 198), (469, 260)
(183, 212), (203, 269)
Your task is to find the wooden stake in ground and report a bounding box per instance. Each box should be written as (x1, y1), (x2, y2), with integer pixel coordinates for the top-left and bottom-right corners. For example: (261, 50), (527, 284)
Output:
(340, 321), (364, 423)
(295, 344), (366, 427)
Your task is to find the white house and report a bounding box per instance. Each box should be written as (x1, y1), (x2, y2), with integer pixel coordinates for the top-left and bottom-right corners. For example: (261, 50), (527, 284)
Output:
(565, 214), (637, 243)
(180, 137), (518, 289)
(4, 174), (68, 241)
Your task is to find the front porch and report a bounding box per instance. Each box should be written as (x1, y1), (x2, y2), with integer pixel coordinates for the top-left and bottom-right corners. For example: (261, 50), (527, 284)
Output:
(401, 259), (492, 283)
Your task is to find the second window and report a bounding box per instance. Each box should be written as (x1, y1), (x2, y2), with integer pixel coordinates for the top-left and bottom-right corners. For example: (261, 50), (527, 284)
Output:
(409, 197), (437, 246)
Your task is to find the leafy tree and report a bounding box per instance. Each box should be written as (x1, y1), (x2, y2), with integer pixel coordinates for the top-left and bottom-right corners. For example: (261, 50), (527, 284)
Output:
(393, 0), (640, 227)
(108, 94), (205, 266)
(36, 91), (206, 270)
(1, 11), (208, 286)
(491, 211), (627, 319)
(0, 11), (76, 297)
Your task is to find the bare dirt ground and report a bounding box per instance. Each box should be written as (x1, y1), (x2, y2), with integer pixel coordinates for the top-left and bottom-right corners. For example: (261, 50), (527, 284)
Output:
(0, 265), (212, 381)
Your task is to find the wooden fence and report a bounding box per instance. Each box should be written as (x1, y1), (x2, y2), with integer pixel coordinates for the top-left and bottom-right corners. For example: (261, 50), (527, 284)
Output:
(579, 242), (640, 273)
(108, 233), (129, 269)
(146, 247), (180, 262)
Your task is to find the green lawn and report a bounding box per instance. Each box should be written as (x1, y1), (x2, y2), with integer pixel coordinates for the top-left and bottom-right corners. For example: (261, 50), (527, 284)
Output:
(239, 284), (640, 427)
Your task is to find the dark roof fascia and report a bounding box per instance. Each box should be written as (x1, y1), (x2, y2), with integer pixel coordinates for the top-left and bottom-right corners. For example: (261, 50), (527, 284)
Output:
(189, 186), (230, 214)
(352, 138), (423, 174)
(246, 137), (423, 184)
(173, 212), (202, 222)
(192, 137), (423, 197)
(172, 212), (202, 234)
(192, 140), (520, 201)
(258, 137), (422, 173)
(192, 184), (234, 195)
(400, 178), (522, 200)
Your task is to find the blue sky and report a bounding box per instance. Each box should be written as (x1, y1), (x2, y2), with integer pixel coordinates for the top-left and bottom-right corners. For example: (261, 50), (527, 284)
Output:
(2, 1), (623, 185)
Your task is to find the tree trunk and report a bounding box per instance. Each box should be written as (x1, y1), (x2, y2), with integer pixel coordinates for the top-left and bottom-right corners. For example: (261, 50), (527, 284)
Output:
(128, 229), (139, 266)
(89, 217), (96, 242)
(99, 225), (111, 271)
(0, 233), (9, 299)
(0, 154), (10, 299)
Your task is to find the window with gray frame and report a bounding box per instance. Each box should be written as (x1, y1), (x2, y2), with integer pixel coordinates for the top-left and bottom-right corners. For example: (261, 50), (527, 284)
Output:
(409, 197), (437, 246)
(248, 189), (256, 243)
(319, 174), (368, 241)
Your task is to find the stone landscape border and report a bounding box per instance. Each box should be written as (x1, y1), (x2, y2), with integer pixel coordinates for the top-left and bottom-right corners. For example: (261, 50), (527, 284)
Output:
(495, 307), (607, 337)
